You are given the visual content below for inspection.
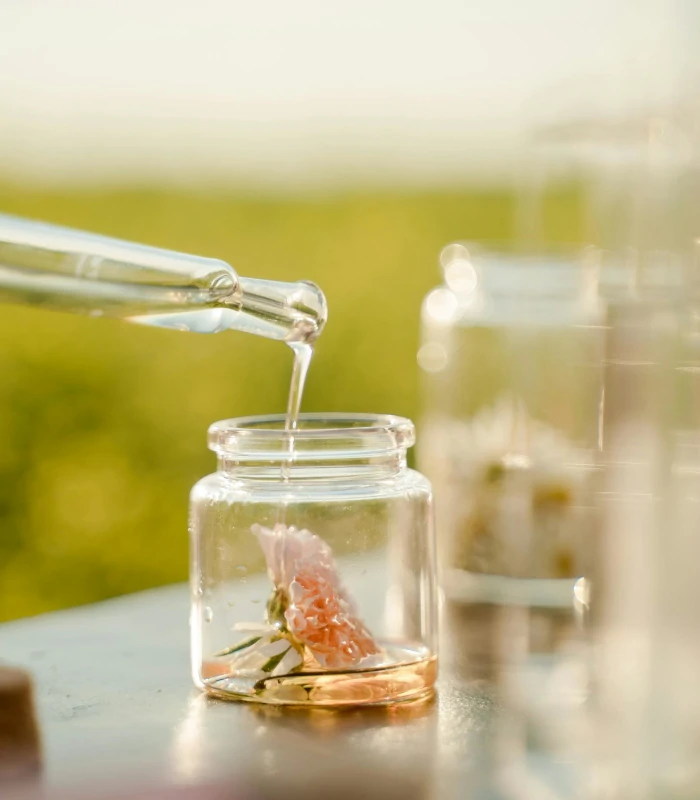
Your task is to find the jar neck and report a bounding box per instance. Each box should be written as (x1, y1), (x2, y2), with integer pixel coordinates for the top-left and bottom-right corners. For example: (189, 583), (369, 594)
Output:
(217, 452), (407, 481)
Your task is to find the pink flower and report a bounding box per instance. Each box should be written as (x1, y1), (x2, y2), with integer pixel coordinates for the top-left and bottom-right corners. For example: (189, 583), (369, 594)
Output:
(252, 524), (380, 669)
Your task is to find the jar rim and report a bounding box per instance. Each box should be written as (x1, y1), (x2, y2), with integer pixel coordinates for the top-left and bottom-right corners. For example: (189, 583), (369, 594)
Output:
(439, 240), (593, 267)
(436, 240), (600, 301)
(208, 413), (415, 461)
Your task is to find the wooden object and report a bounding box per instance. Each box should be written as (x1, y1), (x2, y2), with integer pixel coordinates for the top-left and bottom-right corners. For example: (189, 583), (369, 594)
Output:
(0, 665), (41, 781)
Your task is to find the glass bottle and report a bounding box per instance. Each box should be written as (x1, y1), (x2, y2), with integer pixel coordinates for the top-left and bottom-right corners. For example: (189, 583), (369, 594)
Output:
(189, 413), (437, 706)
(418, 243), (603, 606)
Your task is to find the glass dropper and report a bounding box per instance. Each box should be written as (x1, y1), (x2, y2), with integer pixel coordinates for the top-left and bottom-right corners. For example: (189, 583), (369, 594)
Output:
(0, 213), (327, 343)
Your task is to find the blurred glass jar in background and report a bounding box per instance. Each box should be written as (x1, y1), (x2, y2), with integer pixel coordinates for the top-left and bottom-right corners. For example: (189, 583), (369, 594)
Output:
(190, 413), (437, 707)
(520, 105), (700, 291)
(418, 245), (603, 607)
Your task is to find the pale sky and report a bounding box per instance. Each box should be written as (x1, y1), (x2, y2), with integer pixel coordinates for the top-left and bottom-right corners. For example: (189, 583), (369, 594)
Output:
(0, 0), (691, 188)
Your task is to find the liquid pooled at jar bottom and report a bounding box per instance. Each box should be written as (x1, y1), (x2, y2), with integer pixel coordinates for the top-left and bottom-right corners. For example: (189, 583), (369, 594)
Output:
(201, 524), (436, 706)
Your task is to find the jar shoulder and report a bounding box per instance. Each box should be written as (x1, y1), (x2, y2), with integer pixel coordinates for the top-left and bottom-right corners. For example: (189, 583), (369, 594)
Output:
(403, 468), (432, 493)
(190, 472), (234, 503)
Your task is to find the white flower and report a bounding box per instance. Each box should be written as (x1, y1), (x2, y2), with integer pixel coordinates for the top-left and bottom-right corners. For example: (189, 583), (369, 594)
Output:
(451, 395), (583, 491)
(221, 626), (303, 678)
(447, 396), (588, 579)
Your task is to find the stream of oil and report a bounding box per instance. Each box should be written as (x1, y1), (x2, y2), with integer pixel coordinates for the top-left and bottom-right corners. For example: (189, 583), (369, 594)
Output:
(276, 341), (314, 521)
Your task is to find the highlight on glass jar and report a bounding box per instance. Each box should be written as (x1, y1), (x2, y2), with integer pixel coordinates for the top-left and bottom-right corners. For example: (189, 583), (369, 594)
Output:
(189, 413), (438, 706)
(417, 242), (603, 606)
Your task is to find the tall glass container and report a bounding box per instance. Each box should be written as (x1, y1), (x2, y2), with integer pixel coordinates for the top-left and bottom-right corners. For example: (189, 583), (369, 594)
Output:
(418, 244), (603, 606)
(189, 413), (437, 706)
(589, 277), (700, 798)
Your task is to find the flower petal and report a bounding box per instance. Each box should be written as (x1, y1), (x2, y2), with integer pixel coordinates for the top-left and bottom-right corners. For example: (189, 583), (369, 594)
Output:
(258, 637), (291, 658)
(272, 646), (303, 677)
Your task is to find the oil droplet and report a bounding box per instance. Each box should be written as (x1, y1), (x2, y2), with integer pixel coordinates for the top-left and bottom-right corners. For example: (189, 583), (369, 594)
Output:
(236, 565), (248, 574)
(204, 606), (213, 623)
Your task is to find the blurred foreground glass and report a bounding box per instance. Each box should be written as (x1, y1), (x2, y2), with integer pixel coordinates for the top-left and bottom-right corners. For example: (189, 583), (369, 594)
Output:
(189, 414), (437, 706)
(526, 99), (700, 798)
(418, 244), (603, 608)
(590, 282), (700, 798)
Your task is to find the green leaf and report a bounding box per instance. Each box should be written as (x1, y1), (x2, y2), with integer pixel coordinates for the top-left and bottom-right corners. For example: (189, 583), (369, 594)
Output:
(260, 647), (289, 673)
(215, 636), (261, 658)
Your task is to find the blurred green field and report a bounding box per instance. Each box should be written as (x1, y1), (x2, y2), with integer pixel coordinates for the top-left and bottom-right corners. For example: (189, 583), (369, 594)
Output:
(0, 183), (581, 621)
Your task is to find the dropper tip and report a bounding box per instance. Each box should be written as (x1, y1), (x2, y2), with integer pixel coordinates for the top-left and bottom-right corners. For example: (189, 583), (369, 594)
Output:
(295, 280), (328, 343)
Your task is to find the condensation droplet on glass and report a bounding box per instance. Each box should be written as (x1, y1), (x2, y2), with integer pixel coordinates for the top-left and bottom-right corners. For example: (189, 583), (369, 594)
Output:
(204, 606), (213, 623)
(227, 600), (236, 607)
(251, 598), (261, 604)
(236, 565), (248, 574)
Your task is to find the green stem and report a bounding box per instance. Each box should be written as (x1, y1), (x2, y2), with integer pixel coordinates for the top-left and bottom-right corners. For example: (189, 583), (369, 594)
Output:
(214, 635), (261, 658)
(266, 587), (289, 630)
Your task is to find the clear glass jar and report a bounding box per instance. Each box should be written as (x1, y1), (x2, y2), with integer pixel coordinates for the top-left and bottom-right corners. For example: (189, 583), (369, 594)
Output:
(418, 243), (603, 606)
(189, 413), (437, 706)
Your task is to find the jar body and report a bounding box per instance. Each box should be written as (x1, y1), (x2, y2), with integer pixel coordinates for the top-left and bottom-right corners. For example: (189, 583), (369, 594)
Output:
(418, 246), (603, 605)
(190, 416), (437, 706)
